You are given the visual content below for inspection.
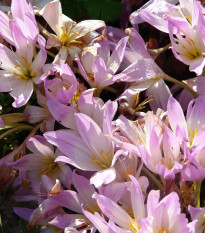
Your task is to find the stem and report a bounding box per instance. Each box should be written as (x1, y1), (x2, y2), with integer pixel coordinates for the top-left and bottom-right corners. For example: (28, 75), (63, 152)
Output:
(193, 179), (202, 208)
(163, 74), (198, 97)
(1, 113), (26, 126)
(1, 113), (25, 118)
(142, 166), (164, 191)
(160, 176), (166, 186)
(11, 123), (41, 161)
(148, 43), (171, 60)
(94, 88), (103, 97)
(0, 125), (33, 140)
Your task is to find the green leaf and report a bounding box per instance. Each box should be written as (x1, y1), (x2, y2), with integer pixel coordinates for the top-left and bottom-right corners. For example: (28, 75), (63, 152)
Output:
(60, 0), (122, 23)
(85, 0), (122, 22)
(60, 0), (86, 20)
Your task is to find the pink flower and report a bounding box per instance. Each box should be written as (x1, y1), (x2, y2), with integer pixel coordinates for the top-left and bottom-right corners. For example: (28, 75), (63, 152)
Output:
(0, 20), (46, 107)
(40, 0), (105, 64)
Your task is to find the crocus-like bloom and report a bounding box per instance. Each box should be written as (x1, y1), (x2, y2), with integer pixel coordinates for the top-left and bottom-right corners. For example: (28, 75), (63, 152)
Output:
(130, 0), (205, 33)
(44, 107), (119, 188)
(49, 172), (101, 231)
(139, 191), (192, 233)
(43, 63), (84, 106)
(139, 127), (183, 180)
(95, 180), (191, 233)
(95, 176), (191, 233)
(182, 145), (205, 181)
(167, 95), (205, 150)
(119, 27), (171, 111)
(166, 0), (205, 75)
(8, 136), (72, 186)
(47, 88), (111, 133)
(0, 0), (39, 45)
(40, 0), (105, 64)
(0, 20), (46, 107)
(76, 33), (128, 93)
(93, 176), (147, 233)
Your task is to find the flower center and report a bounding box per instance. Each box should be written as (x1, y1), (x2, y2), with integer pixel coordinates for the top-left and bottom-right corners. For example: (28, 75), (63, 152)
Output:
(158, 226), (169, 233)
(129, 218), (141, 233)
(40, 157), (59, 176)
(181, 38), (201, 60)
(86, 203), (101, 214)
(14, 56), (36, 80)
(91, 149), (113, 169)
(60, 23), (83, 47)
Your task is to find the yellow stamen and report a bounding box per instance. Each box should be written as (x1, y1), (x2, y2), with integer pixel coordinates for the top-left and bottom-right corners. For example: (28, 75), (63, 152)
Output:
(189, 128), (198, 146)
(86, 203), (100, 214)
(129, 218), (141, 233)
(13, 56), (36, 80)
(91, 149), (112, 169)
(185, 16), (192, 24)
(158, 225), (169, 233)
(71, 30), (80, 36)
(40, 157), (59, 176)
(21, 56), (31, 68)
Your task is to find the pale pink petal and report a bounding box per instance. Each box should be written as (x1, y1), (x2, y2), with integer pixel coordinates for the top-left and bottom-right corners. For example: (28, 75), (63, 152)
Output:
(44, 130), (101, 171)
(146, 79), (171, 111)
(130, 175), (145, 220)
(0, 76), (12, 92)
(0, 11), (13, 45)
(107, 36), (129, 73)
(126, 27), (150, 59)
(9, 20), (33, 62)
(47, 99), (78, 130)
(72, 172), (95, 205)
(75, 113), (113, 156)
(53, 46), (68, 65)
(75, 56), (90, 83)
(11, 0), (34, 20)
(49, 214), (86, 229)
(93, 36), (110, 65)
(94, 193), (130, 229)
(167, 96), (188, 136)
(147, 190), (160, 217)
(39, 0), (62, 34)
(51, 190), (83, 213)
(31, 35), (47, 71)
(71, 20), (105, 41)
(26, 135), (54, 155)
(0, 43), (19, 72)
(82, 210), (114, 233)
(90, 168), (116, 188)
(24, 105), (50, 123)
(10, 79), (33, 107)
(122, 58), (161, 82)
(92, 56), (108, 86)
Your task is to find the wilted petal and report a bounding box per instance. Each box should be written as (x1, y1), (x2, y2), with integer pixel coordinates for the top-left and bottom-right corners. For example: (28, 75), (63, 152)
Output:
(71, 20), (105, 41)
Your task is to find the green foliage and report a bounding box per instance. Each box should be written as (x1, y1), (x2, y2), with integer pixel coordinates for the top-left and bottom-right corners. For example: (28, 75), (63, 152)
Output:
(61, 0), (122, 22)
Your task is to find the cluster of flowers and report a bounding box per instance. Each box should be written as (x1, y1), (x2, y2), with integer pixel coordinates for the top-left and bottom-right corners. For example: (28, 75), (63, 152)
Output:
(0, 0), (205, 232)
